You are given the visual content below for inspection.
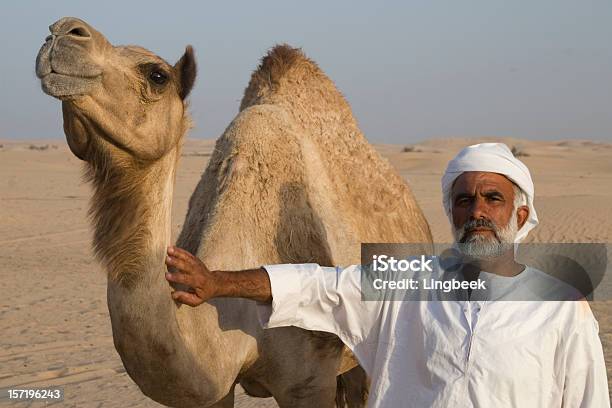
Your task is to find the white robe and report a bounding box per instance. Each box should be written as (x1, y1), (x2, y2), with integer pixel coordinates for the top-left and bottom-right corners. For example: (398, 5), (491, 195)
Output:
(257, 263), (610, 408)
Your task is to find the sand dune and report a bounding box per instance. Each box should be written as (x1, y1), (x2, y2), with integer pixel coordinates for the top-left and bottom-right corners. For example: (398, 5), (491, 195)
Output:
(1, 137), (610, 406)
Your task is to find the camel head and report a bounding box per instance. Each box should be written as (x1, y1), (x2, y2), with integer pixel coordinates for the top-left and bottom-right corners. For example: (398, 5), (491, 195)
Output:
(36, 17), (196, 163)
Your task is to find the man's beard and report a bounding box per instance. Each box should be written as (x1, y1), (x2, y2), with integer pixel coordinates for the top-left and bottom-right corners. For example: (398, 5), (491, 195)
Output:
(452, 214), (518, 260)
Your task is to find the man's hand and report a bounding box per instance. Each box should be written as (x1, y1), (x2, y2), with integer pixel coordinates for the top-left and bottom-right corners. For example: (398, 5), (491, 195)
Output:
(165, 246), (273, 306)
(165, 246), (216, 306)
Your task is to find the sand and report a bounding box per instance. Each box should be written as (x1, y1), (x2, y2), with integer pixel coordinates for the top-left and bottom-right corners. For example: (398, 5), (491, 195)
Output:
(1, 137), (610, 406)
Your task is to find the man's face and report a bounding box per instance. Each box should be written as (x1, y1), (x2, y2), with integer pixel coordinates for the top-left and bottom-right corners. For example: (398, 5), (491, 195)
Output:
(451, 172), (529, 259)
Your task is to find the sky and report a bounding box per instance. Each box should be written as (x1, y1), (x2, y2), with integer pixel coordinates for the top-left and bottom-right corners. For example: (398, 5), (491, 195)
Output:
(1, 0), (611, 143)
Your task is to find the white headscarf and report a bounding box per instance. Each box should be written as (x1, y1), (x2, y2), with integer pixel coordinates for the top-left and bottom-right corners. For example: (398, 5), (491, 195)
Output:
(441, 143), (538, 243)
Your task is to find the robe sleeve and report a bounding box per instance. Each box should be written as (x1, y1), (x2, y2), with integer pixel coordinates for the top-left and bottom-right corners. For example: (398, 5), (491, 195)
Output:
(562, 314), (610, 407)
(255, 263), (386, 373)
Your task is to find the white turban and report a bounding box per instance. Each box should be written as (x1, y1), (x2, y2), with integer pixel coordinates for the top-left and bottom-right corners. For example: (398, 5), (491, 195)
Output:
(441, 143), (538, 243)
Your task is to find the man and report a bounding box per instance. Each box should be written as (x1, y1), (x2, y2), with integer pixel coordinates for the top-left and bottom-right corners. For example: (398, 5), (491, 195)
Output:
(165, 143), (609, 407)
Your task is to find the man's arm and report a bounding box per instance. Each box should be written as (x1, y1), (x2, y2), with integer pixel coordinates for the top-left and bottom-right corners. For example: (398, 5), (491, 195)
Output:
(164, 246), (272, 305)
(164, 245), (386, 374)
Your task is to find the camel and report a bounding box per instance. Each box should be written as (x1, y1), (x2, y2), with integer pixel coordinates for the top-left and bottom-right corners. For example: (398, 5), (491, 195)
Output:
(36, 17), (433, 407)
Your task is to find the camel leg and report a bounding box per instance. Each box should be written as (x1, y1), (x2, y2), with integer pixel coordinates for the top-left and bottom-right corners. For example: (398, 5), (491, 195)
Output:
(263, 344), (339, 408)
(206, 384), (235, 408)
(273, 382), (337, 408)
(338, 366), (369, 408)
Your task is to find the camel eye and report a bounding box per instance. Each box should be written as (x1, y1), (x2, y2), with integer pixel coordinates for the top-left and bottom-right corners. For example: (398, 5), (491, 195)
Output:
(149, 70), (168, 85)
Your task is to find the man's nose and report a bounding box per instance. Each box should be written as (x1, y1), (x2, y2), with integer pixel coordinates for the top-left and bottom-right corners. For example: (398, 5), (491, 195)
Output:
(468, 197), (489, 219)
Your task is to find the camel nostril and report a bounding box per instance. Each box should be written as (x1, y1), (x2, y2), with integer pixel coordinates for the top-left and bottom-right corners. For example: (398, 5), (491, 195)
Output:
(67, 26), (91, 38)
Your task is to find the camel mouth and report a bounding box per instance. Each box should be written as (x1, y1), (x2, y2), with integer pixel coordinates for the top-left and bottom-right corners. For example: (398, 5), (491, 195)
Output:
(40, 72), (102, 99)
(36, 30), (103, 100)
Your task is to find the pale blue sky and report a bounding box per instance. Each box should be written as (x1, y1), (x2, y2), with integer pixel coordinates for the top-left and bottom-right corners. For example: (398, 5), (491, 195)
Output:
(1, 0), (611, 143)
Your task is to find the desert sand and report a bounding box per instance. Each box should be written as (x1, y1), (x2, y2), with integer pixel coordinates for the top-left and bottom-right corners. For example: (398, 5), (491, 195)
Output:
(1, 137), (610, 406)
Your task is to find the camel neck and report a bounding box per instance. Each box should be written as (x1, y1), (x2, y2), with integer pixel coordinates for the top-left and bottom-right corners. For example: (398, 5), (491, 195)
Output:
(86, 149), (177, 288)
(90, 148), (226, 405)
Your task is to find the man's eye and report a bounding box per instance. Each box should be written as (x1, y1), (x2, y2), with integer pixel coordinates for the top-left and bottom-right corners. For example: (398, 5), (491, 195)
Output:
(149, 70), (168, 85)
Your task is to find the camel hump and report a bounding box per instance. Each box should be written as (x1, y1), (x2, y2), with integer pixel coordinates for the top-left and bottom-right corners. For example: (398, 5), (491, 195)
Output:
(240, 44), (328, 110)
(258, 44), (309, 81)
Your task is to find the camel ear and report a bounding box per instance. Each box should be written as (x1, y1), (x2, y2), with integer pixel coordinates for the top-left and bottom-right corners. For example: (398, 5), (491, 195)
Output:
(174, 45), (197, 100)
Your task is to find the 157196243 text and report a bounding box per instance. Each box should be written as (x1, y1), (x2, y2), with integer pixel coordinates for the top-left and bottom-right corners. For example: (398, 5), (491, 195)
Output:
(4, 388), (64, 401)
